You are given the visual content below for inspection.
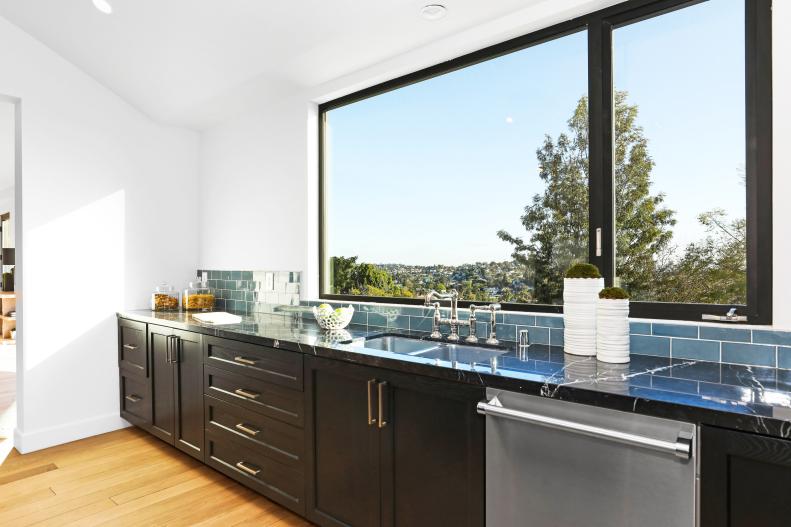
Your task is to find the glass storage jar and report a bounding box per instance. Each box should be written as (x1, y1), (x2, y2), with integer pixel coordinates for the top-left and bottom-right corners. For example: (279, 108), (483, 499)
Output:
(151, 283), (180, 311)
(183, 280), (215, 311)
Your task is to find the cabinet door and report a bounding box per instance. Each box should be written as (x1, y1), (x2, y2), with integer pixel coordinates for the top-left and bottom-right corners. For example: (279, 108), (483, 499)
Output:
(305, 356), (383, 527)
(173, 329), (204, 460)
(701, 425), (791, 527)
(381, 371), (485, 527)
(149, 325), (175, 444)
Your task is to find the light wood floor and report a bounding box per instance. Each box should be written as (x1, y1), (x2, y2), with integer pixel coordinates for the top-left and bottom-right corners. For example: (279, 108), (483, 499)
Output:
(0, 427), (312, 526)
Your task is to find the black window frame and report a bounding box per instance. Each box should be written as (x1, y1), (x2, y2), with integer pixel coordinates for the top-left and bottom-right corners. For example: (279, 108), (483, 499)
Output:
(318, 0), (773, 324)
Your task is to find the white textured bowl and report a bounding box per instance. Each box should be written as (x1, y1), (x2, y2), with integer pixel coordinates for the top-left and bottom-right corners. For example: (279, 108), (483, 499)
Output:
(313, 304), (354, 330)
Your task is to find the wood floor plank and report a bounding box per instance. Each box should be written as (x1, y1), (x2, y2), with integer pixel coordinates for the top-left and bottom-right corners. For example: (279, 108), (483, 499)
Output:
(0, 428), (309, 526)
(0, 461), (57, 485)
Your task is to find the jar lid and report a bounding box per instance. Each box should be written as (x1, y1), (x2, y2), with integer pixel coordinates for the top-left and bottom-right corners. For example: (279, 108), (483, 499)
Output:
(188, 280), (208, 289)
(155, 283), (175, 293)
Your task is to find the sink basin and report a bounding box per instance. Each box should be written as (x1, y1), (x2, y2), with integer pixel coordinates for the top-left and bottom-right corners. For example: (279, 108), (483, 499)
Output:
(363, 335), (440, 355)
(415, 344), (507, 364)
(363, 334), (507, 364)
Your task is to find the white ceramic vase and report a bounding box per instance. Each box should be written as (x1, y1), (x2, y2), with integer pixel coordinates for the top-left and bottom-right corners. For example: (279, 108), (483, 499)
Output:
(596, 298), (630, 363)
(563, 277), (604, 356)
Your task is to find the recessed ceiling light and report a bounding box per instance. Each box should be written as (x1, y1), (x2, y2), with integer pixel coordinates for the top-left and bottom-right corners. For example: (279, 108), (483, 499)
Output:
(92, 0), (113, 15)
(421, 4), (447, 21)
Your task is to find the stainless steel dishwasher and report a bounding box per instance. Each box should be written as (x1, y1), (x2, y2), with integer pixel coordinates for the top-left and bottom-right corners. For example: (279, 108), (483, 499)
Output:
(478, 388), (697, 527)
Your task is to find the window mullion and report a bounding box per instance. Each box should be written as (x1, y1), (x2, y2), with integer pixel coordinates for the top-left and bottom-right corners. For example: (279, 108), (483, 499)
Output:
(587, 17), (615, 286)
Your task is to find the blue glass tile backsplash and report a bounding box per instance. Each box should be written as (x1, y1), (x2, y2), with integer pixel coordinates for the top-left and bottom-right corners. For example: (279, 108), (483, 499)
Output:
(302, 299), (791, 370)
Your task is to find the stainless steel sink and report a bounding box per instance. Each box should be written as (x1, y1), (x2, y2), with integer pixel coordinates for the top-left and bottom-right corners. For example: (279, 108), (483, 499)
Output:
(363, 335), (439, 355)
(415, 344), (507, 363)
(363, 334), (507, 363)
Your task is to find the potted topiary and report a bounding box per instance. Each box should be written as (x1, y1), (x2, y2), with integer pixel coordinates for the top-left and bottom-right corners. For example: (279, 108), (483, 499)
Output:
(563, 263), (604, 356)
(596, 287), (630, 363)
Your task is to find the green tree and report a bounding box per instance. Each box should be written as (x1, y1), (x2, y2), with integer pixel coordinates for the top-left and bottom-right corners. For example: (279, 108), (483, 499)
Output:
(498, 92), (675, 303)
(652, 210), (746, 304)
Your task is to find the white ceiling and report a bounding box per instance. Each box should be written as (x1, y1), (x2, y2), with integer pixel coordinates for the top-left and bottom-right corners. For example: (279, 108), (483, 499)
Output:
(0, 0), (556, 128)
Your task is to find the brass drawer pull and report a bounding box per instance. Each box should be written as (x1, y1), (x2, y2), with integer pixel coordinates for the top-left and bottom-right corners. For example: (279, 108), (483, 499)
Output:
(235, 461), (261, 477)
(123, 344), (138, 351)
(234, 388), (260, 400)
(377, 381), (387, 429)
(235, 423), (261, 436)
(125, 394), (142, 403)
(233, 356), (257, 366)
(367, 379), (376, 426)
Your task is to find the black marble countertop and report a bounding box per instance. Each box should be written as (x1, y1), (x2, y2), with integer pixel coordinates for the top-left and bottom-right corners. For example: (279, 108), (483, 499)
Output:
(118, 309), (791, 439)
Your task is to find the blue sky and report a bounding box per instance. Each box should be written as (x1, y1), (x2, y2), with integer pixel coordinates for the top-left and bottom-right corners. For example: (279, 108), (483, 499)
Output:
(325, 0), (744, 266)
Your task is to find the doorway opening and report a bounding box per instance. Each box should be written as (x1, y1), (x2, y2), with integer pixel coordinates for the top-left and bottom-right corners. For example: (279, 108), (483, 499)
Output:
(0, 98), (17, 459)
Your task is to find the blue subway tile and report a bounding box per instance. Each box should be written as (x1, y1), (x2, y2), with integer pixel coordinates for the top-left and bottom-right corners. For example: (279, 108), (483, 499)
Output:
(503, 313), (535, 326)
(753, 330), (791, 346)
(777, 347), (791, 370)
(535, 315), (564, 328)
(495, 324), (516, 341)
(387, 315), (410, 330)
(351, 311), (368, 325)
(630, 335), (670, 357)
(222, 271), (231, 280)
(526, 326), (549, 345)
(652, 323), (698, 338)
(699, 326), (751, 343)
(367, 313), (387, 327)
(550, 328), (564, 347)
(409, 316), (434, 332)
(231, 271), (241, 280)
(242, 271), (253, 281)
(629, 321), (652, 335)
(721, 342), (776, 367)
(671, 339), (720, 362)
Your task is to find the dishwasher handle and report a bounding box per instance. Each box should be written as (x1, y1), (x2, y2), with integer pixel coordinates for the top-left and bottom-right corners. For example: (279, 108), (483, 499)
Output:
(477, 396), (692, 459)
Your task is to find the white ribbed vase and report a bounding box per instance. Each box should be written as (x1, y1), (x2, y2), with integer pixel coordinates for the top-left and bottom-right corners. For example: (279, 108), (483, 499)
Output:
(562, 277), (604, 356)
(596, 298), (630, 363)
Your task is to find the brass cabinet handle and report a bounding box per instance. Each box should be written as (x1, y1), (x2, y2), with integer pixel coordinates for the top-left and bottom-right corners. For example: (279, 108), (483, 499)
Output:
(125, 394), (142, 403)
(235, 461), (261, 477)
(367, 379), (376, 426)
(233, 356), (257, 366)
(123, 344), (138, 351)
(235, 423), (261, 436)
(234, 388), (260, 400)
(377, 381), (388, 429)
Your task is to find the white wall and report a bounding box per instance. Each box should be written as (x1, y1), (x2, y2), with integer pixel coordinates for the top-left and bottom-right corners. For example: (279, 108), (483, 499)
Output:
(199, 0), (791, 328)
(773, 1), (791, 328)
(0, 16), (200, 452)
(198, 93), (310, 273)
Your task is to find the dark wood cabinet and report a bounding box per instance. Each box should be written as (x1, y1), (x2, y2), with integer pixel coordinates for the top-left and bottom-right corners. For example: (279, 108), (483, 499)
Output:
(701, 425), (791, 527)
(173, 329), (204, 459)
(306, 358), (384, 527)
(147, 324), (204, 460)
(305, 356), (485, 527)
(382, 369), (485, 527)
(120, 318), (483, 527)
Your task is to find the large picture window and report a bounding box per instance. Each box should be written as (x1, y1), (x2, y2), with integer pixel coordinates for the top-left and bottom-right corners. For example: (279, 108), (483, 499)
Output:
(319, 0), (772, 323)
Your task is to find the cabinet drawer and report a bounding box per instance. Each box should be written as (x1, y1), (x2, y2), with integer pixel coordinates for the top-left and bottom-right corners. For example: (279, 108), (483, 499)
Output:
(205, 395), (304, 470)
(120, 373), (151, 425)
(206, 429), (304, 515)
(118, 319), (147, 376)
(204, 336), (303, 391)
(204, 365), (304, 427)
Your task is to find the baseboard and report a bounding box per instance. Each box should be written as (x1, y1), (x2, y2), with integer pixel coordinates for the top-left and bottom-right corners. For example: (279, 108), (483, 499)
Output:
(14, 413), (131, 453)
